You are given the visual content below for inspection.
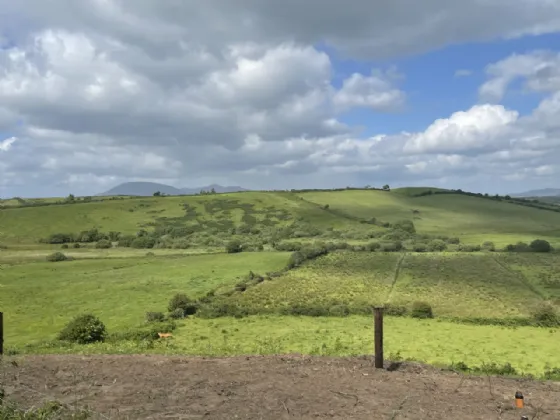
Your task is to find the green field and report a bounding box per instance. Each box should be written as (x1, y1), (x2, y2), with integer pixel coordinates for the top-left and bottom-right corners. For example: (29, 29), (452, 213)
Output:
(298, 190), (560, 246)
(1, 188), (559, 378)
(0, 252), (290, 345)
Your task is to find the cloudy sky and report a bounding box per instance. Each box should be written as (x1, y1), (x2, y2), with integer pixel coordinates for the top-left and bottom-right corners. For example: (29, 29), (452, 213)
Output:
(1, 1), (560, 197)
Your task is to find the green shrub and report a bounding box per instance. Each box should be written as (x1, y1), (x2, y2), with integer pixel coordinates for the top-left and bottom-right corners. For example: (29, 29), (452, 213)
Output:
(0, 243), (7, 250)
(427, 239), (447, 252)
(225, 239), (243, 253)
(72, 243), (81, 249)
(384, 304), (408, 316)
(411, 301), (433, 319)
(274, 241), (303, 251)
(329, 304), (350, 317)
(380, 241), (402, 252)
(46, 252), (69, 262)
(58, 314), (106, 344)
(131, 236), (156, 249)
(413, 243), (428, 252)
(392, 219), (416, 234)
(457, 244), (481, 252)
(446, 237), (460, 244)
(365, 241), (381, 252)
(481, 241), (495, 251)
(95, 239), (112, 249)
(43, 232), (76, 244)
(61, 244), (69, 249)
(117, 235), (135, 247)
(532, 304), (559, 327)
(505, 242), (531, 252)
(169, 308), (186, 319)
(168, 293), (198, 315)
(145, 311), (165, 323)
(530, 239), (552, 253)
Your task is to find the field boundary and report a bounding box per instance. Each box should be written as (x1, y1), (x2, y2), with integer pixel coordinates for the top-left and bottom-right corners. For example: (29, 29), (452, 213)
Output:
(491, 255), (546, 300)
(386, 253), (407, 304)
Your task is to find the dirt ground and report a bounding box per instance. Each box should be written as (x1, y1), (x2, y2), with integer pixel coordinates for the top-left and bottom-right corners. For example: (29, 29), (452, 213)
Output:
(1, 355), (560, 419)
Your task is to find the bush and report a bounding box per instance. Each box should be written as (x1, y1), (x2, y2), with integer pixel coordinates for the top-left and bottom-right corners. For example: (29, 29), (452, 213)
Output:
(169, 308), (186, 319)
(532, 304), (559, 327)
(481, 241), (495, 252)
(329, 304), (350, 317)
(413, 243), (428, 252)
(145, 311), (165, 323)
(117, 235), (135, 247)
(131, 236), (156, 249)
(427, 239), (447, 252)
(95, 239), (112, 249)
(168, 293), (198, 315)
(365, 241), (381, 252)
(446, 237), (460, 244)
(392, 219), (416, 234)
(530, 239), (552, 253)
(380, 241), (402, 252)
(58, 314), (106, 344)
(457, 244), (481, 252)
(73, 243), (81, 249)
(411, 301), (433, 319)
(505, 242), (531, 252)
(225, 239), (243, 253)
(46, 252), (69, 262)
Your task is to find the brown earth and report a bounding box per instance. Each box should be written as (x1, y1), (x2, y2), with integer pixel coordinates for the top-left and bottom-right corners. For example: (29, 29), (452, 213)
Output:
(1, 354), (560, 419)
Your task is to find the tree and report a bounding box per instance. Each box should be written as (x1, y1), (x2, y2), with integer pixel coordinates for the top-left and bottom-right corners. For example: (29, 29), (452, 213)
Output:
(65, 194), (75, 203)
(226, 239), (243, 253)
(211, 187), (216, 194)
(382, 184), (390, 191)
(530, 239), (552, 253)
(153, 191), (161, 196)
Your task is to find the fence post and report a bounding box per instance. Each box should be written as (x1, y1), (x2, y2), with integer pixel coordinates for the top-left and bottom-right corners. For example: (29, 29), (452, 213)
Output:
(0, 311), (3, 356)
(374, 306), (383, 369)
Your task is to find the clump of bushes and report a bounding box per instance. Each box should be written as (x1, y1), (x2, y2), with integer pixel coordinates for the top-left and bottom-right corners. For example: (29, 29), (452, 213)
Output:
(168, 293), (198, 316)
(225, 239), (243, 253)
(72, 243), (81, 249)
(58, 314), (106, 344)
(411, 301), (433, 319)
(145, 311), (165, 323)
(532, 303), (559, 327)
(481, 241), (495, 252)
(427, 239), (447, 252)
(95, 239), (112, 249)
(457, 244), (481, 252)
(286, 245), (328, 269)
(46, 252), (70, 262)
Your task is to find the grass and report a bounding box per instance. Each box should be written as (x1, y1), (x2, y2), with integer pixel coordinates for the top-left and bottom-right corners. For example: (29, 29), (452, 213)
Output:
(0, 252), (290, 346)
(15, 315), (560, 377)
(214, 251), (560, 318)
(298, 190), (560, 246)
(0, 192), (354, 244)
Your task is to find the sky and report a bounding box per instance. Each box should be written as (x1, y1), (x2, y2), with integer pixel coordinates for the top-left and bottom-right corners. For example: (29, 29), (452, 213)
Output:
(1, 1), (560, 198)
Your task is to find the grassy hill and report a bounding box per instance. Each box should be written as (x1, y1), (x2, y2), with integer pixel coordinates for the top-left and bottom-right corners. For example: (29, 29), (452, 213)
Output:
(1, 188), (560, 247)
(297, 189), (560, 246)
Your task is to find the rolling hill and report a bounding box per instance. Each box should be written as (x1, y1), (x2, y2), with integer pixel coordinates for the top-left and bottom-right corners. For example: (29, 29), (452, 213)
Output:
(1, 188), (560, 246)
(512, 188), (560, 197)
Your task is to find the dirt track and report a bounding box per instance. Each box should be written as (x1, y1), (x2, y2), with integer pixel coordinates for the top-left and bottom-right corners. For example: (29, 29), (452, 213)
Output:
(2, 355), (560, 419)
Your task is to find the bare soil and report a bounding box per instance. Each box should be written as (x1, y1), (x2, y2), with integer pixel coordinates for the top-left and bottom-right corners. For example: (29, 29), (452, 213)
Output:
(2, 355), (560, 419)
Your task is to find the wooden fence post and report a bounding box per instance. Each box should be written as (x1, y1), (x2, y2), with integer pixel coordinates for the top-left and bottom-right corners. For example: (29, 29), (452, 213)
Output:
(374, 306), (383, 369)
(0, 311), (3, 356)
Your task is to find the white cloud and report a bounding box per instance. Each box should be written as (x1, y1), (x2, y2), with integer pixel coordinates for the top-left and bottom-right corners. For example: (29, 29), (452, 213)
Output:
(333, 71), (405, 111)
(0, 137), (17, 152)
(403, 105), (519, 154)
(479, 51), (560, 101)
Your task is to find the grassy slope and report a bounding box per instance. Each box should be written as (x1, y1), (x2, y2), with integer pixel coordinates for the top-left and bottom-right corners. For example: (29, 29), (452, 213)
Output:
(220, 252), (560, 318)
(0, 252), (290, 346)
(298, 190), (560, 246)
(0, 192), (353, 244)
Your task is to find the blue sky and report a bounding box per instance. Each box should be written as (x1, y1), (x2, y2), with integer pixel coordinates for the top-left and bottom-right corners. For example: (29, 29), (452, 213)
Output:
(0, 1), (560, 197)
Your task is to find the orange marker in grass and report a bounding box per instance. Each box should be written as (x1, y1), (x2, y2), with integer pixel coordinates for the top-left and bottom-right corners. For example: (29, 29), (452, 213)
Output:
(515, 391), (524, 409)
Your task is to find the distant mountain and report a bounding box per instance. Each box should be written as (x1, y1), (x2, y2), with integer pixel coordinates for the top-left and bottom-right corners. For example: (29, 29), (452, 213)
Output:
(511, 188), (560, 198)
(98, 182), (249, 196)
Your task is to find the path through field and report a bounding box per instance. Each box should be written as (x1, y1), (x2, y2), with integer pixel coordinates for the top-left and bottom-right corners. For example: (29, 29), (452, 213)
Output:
(2, 355), (560, 419)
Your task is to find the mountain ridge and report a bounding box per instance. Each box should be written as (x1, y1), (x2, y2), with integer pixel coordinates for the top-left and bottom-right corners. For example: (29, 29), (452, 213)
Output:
(97, 182), (249, 196)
